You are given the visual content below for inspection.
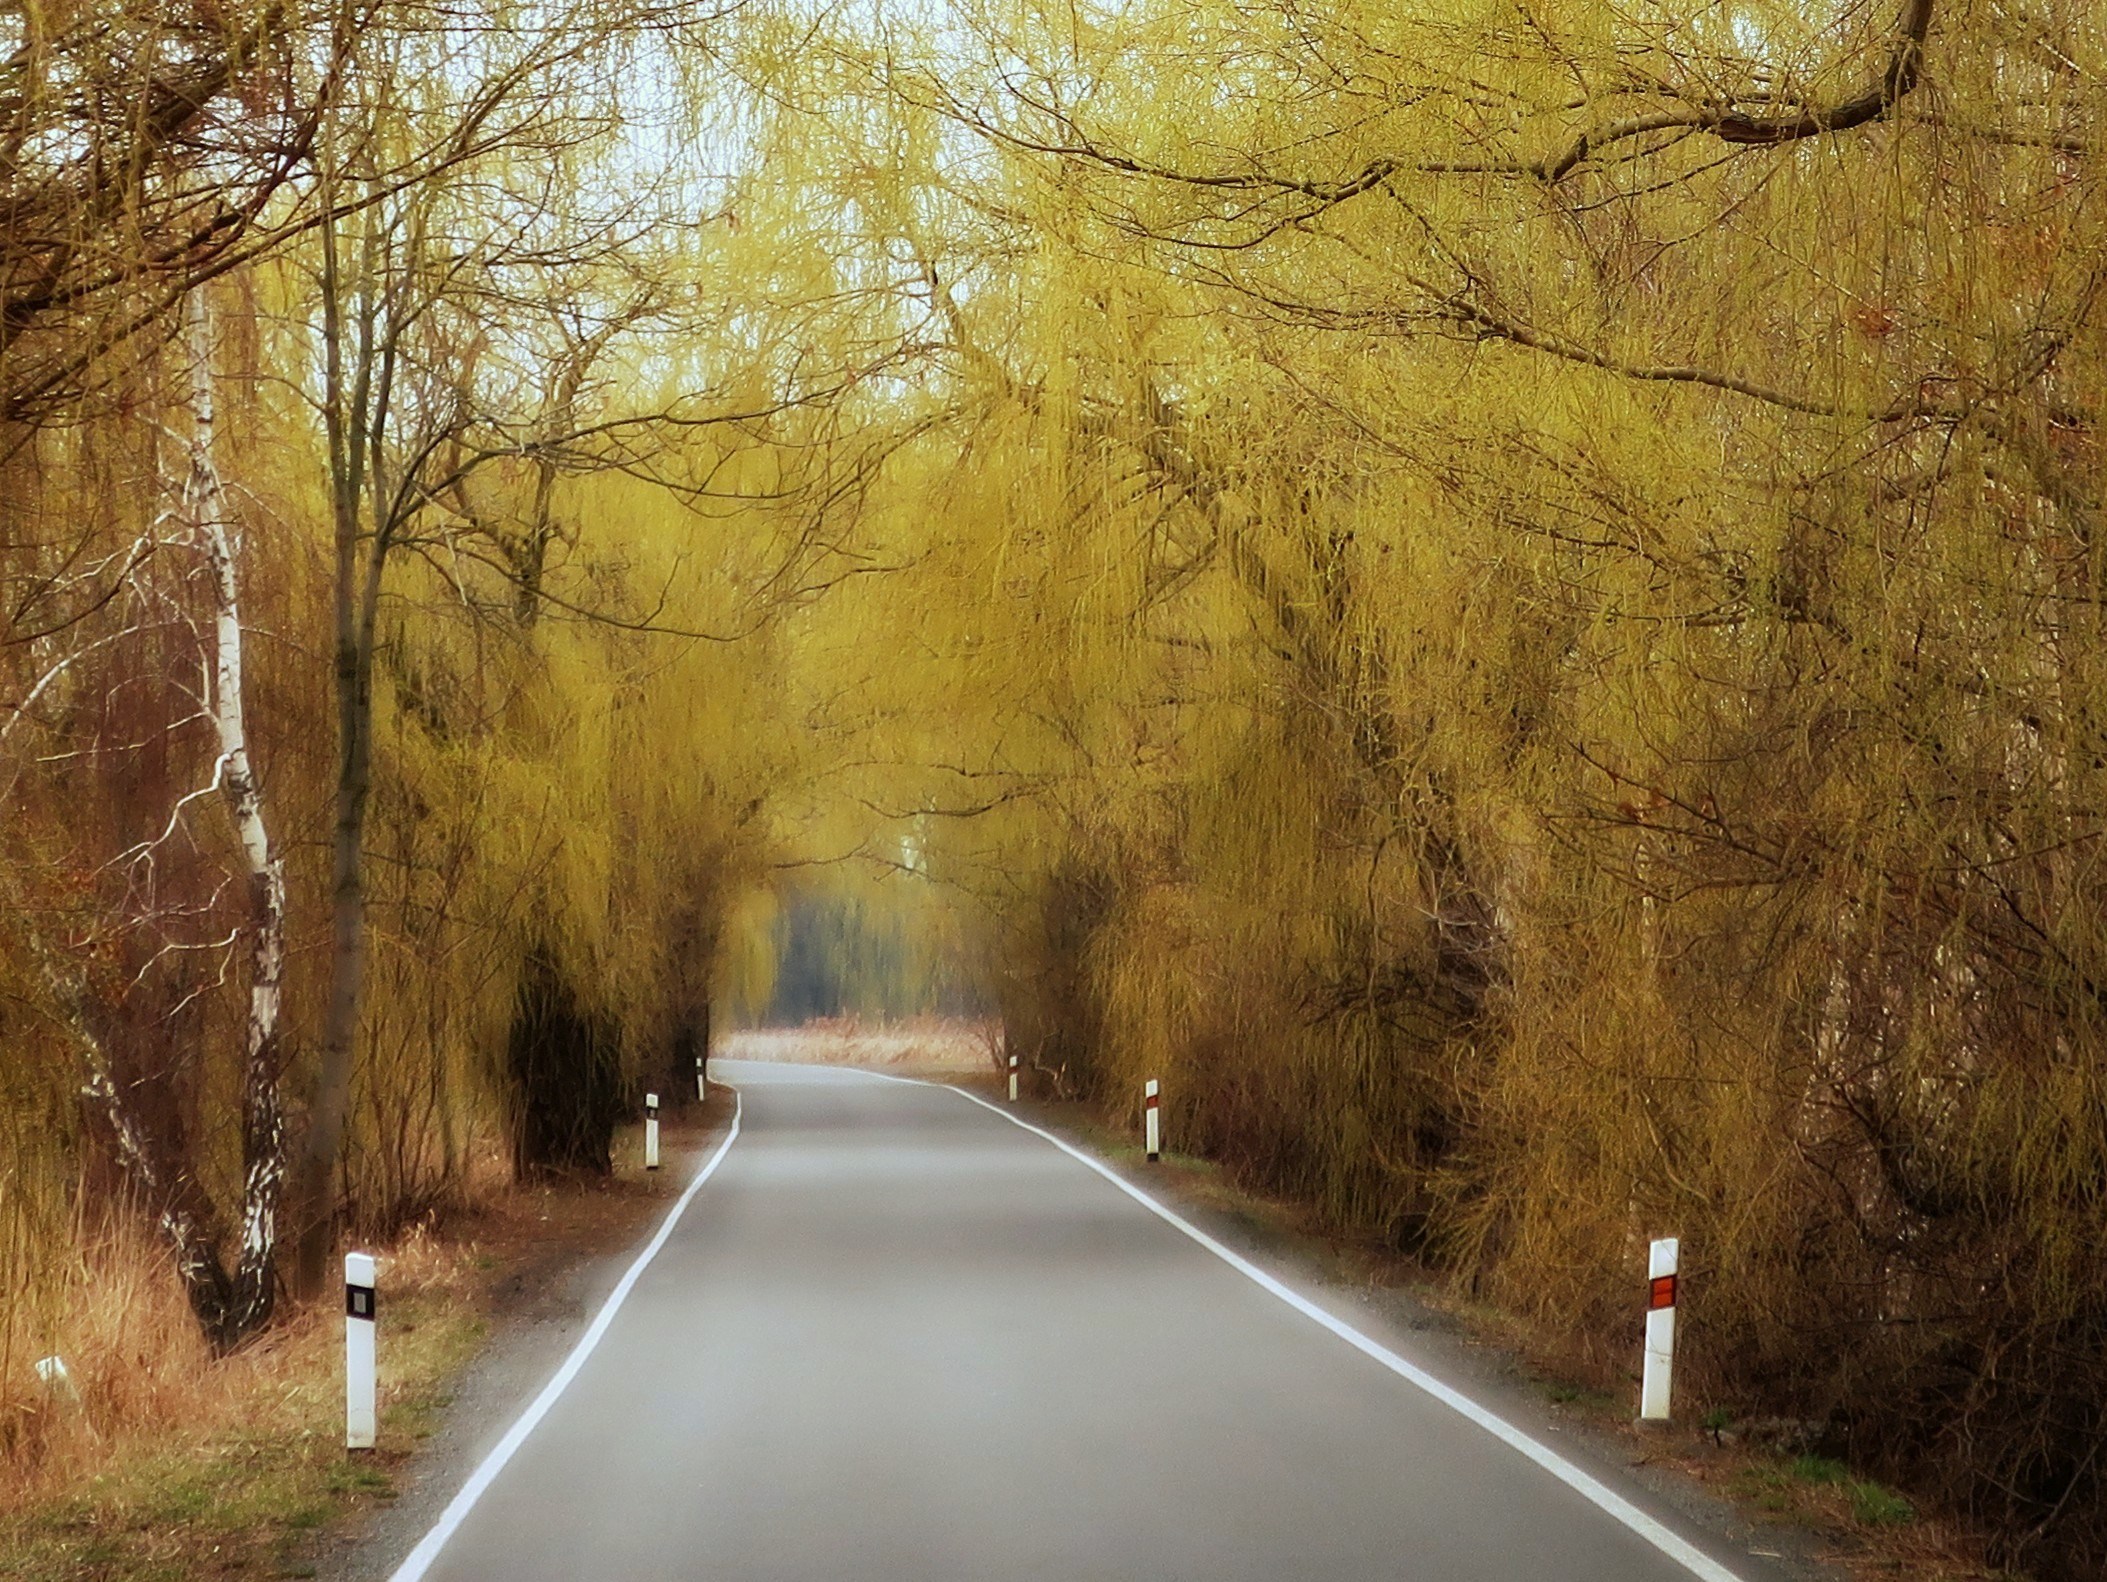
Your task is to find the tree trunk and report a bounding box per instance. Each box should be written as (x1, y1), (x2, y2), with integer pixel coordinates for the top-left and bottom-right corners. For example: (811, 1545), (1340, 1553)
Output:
(185, 290), (287, 1341)
(665, 906), (715, 1110)
(291, 211), (383, 1297)
(290, 482), (377, 1296)
(25, 909), (239, 1338)
(668, 995), (711, 1111)
(508, 947), (623, 1177)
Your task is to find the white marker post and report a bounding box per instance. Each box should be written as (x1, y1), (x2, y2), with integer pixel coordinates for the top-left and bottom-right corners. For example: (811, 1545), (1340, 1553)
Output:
(696, 1051), (707, 1103)
(1144, 1079), (1161, 1162)
(645, 1093), (661, 1171)
(1641, 1236), (1678, 1422)
(1007, 1052), (1019, 1103)
(345, 1252), (377, 1450)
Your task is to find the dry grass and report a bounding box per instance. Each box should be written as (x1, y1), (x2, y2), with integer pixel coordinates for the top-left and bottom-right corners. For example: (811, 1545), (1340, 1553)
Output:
(719, 1017), (1002, 1076)
(0, 1218), (490, 1582)
(0, 1105), (724, 1581)
(1, 1227), (215, 1494)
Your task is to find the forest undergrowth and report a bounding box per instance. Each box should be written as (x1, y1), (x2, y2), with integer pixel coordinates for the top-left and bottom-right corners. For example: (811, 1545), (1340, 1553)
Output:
(1, 1113), (716, 1582)
(2, 1206), (483, 1582)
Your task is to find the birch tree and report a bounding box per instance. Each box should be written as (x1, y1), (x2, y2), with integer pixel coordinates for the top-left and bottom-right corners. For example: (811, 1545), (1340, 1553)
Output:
(0, 287), (287, 1349)
(181, 288), (288, 1343)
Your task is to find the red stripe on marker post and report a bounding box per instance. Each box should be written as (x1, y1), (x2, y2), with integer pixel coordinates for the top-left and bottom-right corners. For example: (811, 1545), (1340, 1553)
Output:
(1648, 1274), (1677, 1310)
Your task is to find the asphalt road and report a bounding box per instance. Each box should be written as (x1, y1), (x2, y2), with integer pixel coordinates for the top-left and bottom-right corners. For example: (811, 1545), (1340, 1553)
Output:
(390, 1060), (1768, 1582)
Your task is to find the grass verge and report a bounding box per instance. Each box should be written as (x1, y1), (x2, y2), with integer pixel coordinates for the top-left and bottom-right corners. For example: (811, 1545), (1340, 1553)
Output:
(1019, 1093), (2019, 1582)
(0, 1105), (724, 1582)
(0, 1234), (486, 1582)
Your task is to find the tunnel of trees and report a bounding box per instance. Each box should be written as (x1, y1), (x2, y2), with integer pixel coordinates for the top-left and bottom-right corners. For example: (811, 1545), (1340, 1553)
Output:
(3, 0), (2105, 1571)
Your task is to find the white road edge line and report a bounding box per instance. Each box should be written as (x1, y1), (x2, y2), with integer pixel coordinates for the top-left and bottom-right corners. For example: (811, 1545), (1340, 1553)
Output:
(857, 1067), (1748, 1582)
(384, 1090), (744, 1582)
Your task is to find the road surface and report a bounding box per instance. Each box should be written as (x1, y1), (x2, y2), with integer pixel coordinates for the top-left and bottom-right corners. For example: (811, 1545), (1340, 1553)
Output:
(390, 1061), (1769, 1581)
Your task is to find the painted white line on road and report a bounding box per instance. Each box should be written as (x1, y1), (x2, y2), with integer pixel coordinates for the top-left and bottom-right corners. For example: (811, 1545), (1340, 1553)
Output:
(384, 1091), (744, 1582)
(857, 1069), (1747, 1582)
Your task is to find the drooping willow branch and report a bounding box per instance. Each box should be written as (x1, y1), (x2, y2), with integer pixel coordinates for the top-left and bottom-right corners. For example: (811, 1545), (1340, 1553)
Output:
(936, 0), (1947, 222)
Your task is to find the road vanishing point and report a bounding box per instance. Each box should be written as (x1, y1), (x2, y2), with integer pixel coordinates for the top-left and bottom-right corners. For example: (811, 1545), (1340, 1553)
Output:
(383, 1061), (1782, 1582)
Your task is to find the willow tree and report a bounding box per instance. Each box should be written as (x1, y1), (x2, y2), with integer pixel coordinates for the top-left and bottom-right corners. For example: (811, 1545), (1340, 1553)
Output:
(280, 0), (916, 1283)
(0, 0), (341, 426)
(0, 0), (917, 1356)
(781, 0), (2107, 1567)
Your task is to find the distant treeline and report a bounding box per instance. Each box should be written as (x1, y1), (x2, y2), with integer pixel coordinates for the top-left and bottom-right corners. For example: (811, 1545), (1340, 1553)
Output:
(758, 883), (992, 1025)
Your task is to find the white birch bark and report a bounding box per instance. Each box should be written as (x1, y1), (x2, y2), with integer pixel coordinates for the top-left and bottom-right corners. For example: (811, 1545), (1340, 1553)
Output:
(184, 289), (288, 1339)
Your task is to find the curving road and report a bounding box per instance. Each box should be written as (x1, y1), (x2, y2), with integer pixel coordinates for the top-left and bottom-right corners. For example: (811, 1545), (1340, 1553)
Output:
(387, 1060), (1774, 1582)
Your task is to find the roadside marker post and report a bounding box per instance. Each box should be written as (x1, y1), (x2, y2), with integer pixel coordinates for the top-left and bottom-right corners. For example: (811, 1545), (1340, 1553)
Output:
(921, 1081), (1746, 1582)
(1008, 1052), (1019, 1103)
(696, 1052), (707, 1103)
(1144, 1079), (1161, 1162)
(345, 1252), (377, 1450)
(1641, 1237), (1678, 1422)
(645, 1093), (661, 1171)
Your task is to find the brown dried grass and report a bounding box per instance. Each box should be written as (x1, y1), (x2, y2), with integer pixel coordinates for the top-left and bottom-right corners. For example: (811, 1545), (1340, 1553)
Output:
(719, 1017), (1002, 1076)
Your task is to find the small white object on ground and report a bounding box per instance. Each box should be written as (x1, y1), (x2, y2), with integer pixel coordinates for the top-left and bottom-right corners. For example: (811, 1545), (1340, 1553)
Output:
(34, 1354), (79, 1404)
